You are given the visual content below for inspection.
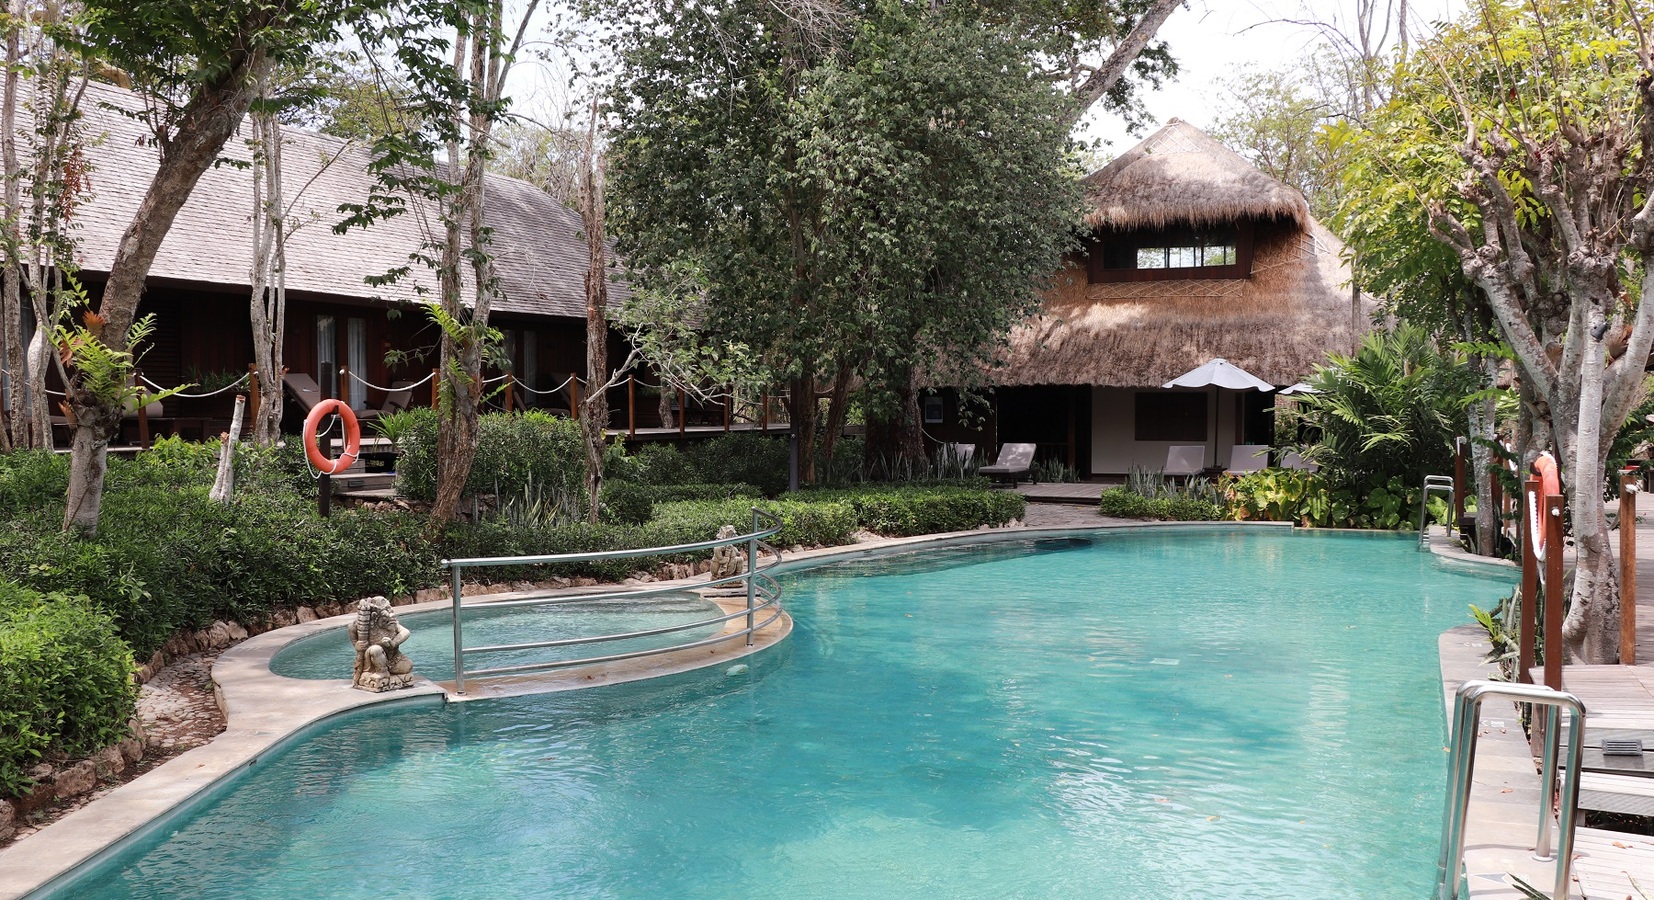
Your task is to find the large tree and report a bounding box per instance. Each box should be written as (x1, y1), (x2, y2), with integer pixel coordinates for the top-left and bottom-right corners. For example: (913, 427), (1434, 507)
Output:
(1367, 0), (1654, 662)
(605, 2), (1115, 480)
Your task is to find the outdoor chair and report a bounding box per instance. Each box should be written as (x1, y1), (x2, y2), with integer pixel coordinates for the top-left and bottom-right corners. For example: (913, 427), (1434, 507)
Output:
(1280, 450), (1318, 472)
(284, 372), (410, 422)
(1163, 445), (1207, 480)
(1226, 444), (1271, 475)
(978, 442), (1036, 484)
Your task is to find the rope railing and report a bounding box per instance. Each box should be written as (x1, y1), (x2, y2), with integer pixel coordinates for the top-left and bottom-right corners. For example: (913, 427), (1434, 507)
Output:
(339, 368), (436, 393)
(509, 373), (577, 396)
(139, 373), (250, 399)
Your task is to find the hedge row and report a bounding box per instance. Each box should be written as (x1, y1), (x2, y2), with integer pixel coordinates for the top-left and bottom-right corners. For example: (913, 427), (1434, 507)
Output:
(0, 584), (136, 797)
(599, 481), (761, 526)
(1098, 488), (1225, 522)
(801, 484), (1025, 536)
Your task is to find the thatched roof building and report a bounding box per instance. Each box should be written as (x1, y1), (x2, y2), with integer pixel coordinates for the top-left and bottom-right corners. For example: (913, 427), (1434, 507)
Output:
(992, 119), (1371, 389)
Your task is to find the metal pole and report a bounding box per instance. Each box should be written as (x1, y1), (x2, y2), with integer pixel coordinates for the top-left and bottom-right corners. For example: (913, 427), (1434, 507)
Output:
(318, 472), (331, 518)
(746, 508), (758, 646)
(1519, 476), (1539, 684)
(1453, 437), (1467, 535)
(1622, 471), (1638, 665)
(1535, 704), (1560, 860)
(1545, 494), (1565, 691)
(451, 565), (466, 695)
(788, 429), (799, 493)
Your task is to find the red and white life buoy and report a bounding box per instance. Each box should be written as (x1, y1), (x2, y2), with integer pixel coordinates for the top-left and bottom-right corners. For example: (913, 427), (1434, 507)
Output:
(1527, 451), (1562, 565)
(303, 399), (360, 475)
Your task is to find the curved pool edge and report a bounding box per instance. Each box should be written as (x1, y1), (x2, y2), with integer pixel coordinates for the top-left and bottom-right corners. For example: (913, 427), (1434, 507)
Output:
(0, 517), (1300, 900)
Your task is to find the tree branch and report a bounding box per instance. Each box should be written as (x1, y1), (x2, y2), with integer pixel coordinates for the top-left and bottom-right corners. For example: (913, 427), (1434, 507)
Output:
(1063, 0), (1181, 126)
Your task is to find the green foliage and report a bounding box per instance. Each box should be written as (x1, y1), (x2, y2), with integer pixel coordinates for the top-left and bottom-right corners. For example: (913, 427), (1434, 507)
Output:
(1030, 457), (1079, 484)
(1469, 590), (1522, 681)
(800, 485), (1025, 536)
(1097, 488), (1224, 522)
(680, 434), (790, 497)
(0, 451), (70, 517)
(0, 585), (136, 797)
(1291, 325), (1477, 491)
(599, 482), (762, 526)
(605, 1), (1082, 417)
(396, 411), (585, 507)
(369, 407), (434, 449)
(1224, 469), (1432, 530)
(651, 498), (858, 549)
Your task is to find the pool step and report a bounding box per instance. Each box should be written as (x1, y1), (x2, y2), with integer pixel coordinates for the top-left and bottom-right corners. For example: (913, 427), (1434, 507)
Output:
(329, 472), (396, 494)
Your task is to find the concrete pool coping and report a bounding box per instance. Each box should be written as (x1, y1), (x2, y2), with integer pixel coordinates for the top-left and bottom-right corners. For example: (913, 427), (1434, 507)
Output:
(4, 517), (1495, 899)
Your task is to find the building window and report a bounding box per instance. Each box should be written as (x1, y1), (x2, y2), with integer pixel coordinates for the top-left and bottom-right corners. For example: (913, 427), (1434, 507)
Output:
(1134, 392), (1207, 442)
(923, 395), (945, 425)
(1089, 224), (1251, 283)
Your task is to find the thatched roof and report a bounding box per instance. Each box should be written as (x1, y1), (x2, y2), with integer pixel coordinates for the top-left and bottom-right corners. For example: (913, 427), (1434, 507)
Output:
(64, 81), (620, 319)
(993, 220), (1374, 388)
(1081, 119), (1310, 231)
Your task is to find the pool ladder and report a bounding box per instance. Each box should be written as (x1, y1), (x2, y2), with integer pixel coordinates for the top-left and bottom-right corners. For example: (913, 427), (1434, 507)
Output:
(1436, 680), (1585, 900)
(1420, 475), (1455, 548)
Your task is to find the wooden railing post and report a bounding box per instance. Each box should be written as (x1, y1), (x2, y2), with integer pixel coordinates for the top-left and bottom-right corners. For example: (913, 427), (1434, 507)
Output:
(627, 375), (636, 439)
(135, 366), (150, 451)
(339, 364), (351, 409)
(568, 372), (581, 419)
(1544, 493), (1566, 691)
(1622, 471), (1639, 665)
(247, 363), (260, 435)
(503, 378), (514, 413)
(723, 387), (730, 432)
(678, 388), (686, 436)
(430, 369), (439, 409)
(1519, 476), (1539, 684)
(760, 392), (769, 432)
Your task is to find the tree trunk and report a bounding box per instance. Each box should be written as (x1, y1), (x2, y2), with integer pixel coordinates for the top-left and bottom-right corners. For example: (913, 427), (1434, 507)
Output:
(248, 78), (286, 445)
(579, 107), (609, 524)
(818, 365), (851, 475)
(63, 401), (117, 531)
(863, 370), (925, 476)
(1, 5), (22, 452)
(209, 394), (245, 502)
(1561, 318), (1620, 663)
(789, 374), (817, 485)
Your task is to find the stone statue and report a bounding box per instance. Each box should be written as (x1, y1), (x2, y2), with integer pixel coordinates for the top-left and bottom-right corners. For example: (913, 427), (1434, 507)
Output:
(709, 524), (747, 580)
(349, 596), (414, 692)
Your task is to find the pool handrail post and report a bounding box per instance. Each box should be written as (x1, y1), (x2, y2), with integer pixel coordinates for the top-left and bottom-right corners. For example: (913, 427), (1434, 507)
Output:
(452, 565), (466, 695)
(746, 507), (758, 647)
(1420, 475), (1455, 547)
(1436, 680), (1584, 900)
(1519, 476), (1539, 684)
(1545, 494), (1565, 691)
(1453, 437), (1467, 530)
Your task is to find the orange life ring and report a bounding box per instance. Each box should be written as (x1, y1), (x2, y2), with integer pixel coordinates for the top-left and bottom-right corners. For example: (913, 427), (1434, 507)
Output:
(303, 399), (360, 475)
(1527, 452), (1561, 564)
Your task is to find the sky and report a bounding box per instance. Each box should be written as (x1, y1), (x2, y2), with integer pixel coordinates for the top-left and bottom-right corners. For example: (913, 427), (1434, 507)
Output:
(1080, 0), (1468, 151)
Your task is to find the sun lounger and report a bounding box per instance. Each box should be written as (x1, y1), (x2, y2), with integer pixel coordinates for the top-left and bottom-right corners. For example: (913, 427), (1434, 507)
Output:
(1163, 445), (1206, 479)
(978, 442), (1036, 484)
(1226, 444), (1271, 475)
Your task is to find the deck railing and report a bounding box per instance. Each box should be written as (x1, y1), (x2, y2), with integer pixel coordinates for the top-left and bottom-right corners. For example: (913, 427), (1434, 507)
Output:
(441, 508), (783, 694)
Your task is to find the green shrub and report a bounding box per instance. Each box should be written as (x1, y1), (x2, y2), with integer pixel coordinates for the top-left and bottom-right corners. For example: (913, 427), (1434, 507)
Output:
(681, 433), (790, 496)
(0, 585), (137, 797)
(801, 484), (1025, 536)
(600, 481), (762, 525)
(611, 442), (699, 486)
(651, 497), (857, 548)
(0, 451), (68, 517)
(397, 411), (584, 508)
(1098, 488), (1223, 521)
(1224, 469), (1423, 529)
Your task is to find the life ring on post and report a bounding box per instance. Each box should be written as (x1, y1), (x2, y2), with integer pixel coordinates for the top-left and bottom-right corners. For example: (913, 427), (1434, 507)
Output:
(1527, 451), (1561, 565)
(303, 399), (360, 475)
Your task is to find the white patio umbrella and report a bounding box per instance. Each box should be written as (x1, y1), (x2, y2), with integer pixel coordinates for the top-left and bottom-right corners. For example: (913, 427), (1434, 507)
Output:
(1161, 358), (1274, 467)
(1278, 382), (1320, 395)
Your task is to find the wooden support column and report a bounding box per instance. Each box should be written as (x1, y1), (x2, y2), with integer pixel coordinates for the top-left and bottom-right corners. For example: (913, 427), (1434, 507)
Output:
(1518, 476), (1539, 684)
(1544, 493), (1565, 691)
(1453, 437), (1467, 535)
(1623, 471), (1639, 665)
(627, 376), (636, 438)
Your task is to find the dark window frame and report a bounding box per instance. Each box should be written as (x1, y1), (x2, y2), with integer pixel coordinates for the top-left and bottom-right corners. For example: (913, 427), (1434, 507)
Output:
(1087, 222), (1256, 283)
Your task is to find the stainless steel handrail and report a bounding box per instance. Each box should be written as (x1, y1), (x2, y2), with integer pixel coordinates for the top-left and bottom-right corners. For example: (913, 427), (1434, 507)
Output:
(442, 507), (784, 695)
(1436, 680), (1585, 900)
(1421, 474), (1455, 548)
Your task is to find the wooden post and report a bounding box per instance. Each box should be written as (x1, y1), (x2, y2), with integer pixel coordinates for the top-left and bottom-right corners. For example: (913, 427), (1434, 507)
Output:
(1066, 388), (1077, 471)
(136, 366), (151, 451)
(503, 379), (514, 413)
(678, 388), (686, 436)
(430, 369), (439, 410)
(1544, 493), (1565, 691)
(723, 388), (730, 432)
(1623, 471), (1639, 665)
(1491, 465), (1505, 547)
(1453, 437), (1467, 535)
(761, 392), (769, 432)
(569, 372), (581, 419)
(628, 375), (636, 438)
(1519, 476), (1539, 684)
(339, 364), (351, 409)
(247, 363), (260, 436)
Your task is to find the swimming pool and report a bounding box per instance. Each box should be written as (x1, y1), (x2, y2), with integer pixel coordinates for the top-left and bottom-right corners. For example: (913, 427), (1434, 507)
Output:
(48, 528), (1512, 899)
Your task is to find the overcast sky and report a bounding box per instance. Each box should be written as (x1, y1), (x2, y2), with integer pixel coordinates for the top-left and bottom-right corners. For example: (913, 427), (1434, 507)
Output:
(1080, 0), (1468, 151)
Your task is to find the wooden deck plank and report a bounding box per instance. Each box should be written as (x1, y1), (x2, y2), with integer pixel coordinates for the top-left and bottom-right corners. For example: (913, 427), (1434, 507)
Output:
(1574, 827), (1654, 899)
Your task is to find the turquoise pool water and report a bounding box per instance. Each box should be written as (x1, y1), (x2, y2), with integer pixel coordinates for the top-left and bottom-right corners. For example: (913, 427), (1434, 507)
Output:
(270, 593), (723, 681)
(53, 529), (1512, 899)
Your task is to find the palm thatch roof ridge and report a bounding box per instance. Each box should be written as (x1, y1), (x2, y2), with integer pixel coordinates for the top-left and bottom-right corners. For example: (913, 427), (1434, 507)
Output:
(1082, 119), (1310, 231)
